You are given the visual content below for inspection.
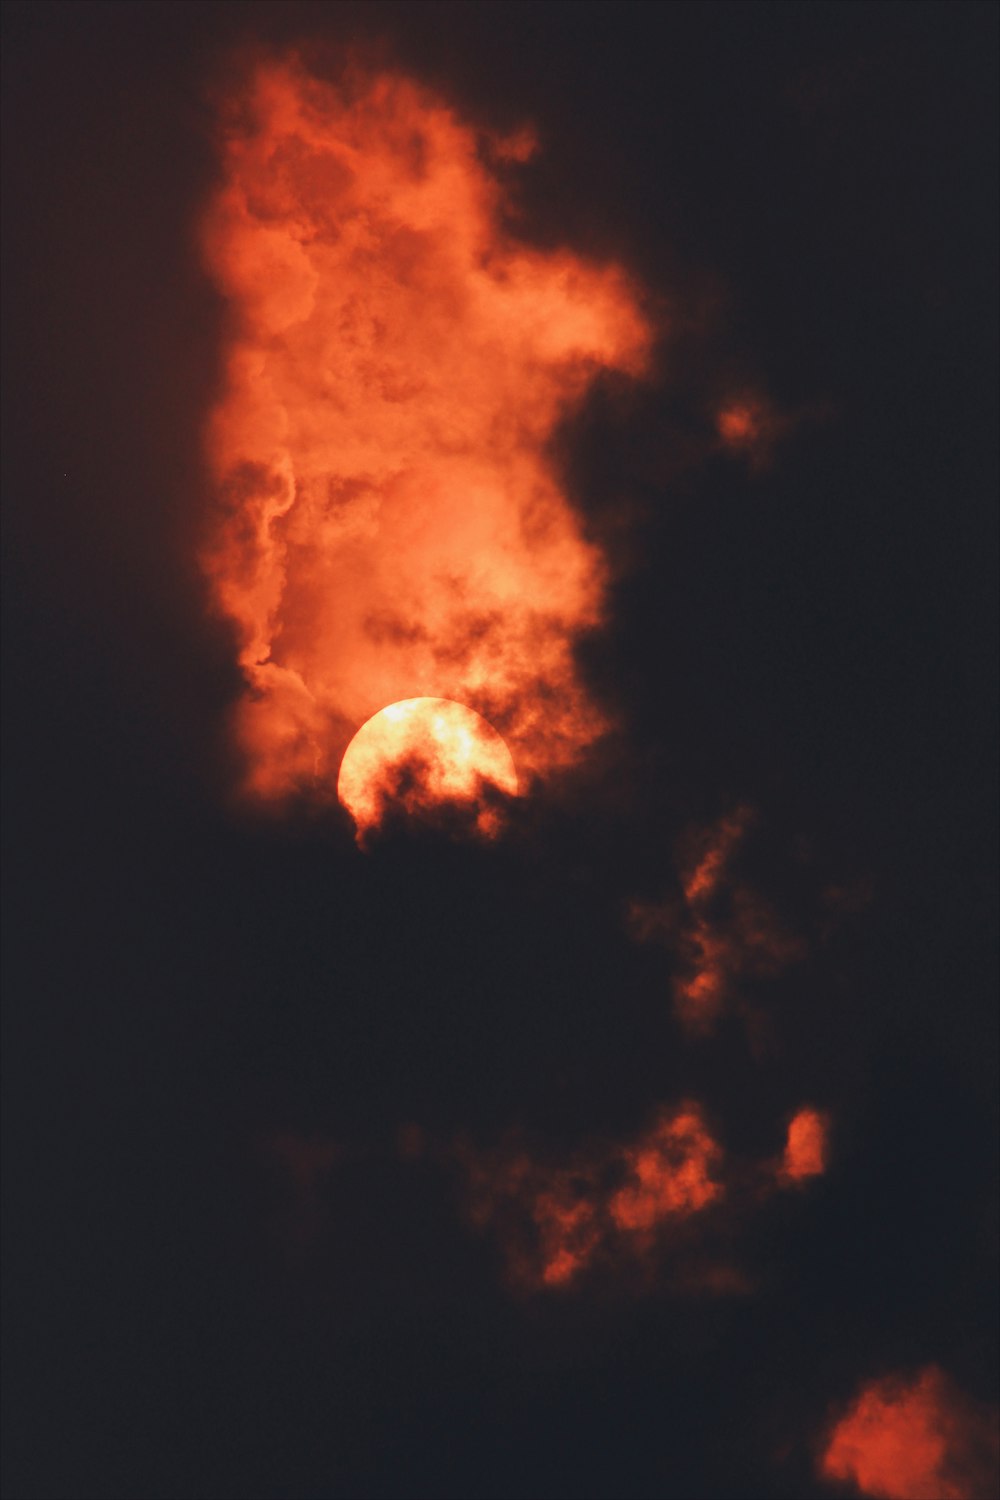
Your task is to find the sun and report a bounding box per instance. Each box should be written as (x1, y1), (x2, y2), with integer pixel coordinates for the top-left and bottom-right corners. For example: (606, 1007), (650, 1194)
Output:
(337, 698), (519, 843)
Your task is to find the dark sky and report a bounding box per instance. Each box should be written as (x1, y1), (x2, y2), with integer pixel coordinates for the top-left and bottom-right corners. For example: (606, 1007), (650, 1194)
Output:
(2, 3), (997, 1498)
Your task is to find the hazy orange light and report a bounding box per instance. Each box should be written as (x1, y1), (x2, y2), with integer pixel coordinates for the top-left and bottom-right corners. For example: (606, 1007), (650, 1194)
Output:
(200, 55), (651, 809)
(336, 697), (517, 841)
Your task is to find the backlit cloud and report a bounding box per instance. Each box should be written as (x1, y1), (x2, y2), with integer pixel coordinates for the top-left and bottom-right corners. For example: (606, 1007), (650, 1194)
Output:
(200, 54), (651, 819)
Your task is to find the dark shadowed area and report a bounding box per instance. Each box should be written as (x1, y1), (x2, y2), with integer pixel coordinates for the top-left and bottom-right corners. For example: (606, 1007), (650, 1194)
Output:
(3, 3), (997, 1498)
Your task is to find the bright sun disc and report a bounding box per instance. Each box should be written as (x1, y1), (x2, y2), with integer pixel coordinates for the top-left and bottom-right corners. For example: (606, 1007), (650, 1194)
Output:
(337, 698), (519, 842)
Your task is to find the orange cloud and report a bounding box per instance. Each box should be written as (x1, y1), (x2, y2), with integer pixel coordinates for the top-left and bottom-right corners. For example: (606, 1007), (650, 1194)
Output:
(460, 1103), (724, 1290)
(628, 808), (806, 1031)
(458, 1093), (830, 1292)
(780, 1107), (829, 1183)
(681, 805), (752, 905)
(199, 54), (651, 820)
(608, 1108), (723, 1233)
(820, 1366), (1000, 1500)
(257, 1093), (826, 1294)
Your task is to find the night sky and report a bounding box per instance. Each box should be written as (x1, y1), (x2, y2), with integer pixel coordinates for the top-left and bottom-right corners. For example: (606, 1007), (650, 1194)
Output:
(3, 4), (998, 1499)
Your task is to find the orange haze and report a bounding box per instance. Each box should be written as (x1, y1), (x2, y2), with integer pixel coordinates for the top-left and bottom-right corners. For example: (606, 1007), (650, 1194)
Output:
(200, 55), (651, 810)
(821, 1366), (1000, 1500)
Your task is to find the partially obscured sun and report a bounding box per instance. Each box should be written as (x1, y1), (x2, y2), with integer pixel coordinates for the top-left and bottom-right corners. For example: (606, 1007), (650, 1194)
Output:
(337, 699), (519, 843)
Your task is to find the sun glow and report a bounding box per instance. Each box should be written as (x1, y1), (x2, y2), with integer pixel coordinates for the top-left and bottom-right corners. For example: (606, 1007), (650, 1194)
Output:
(337, 697), (518, 842)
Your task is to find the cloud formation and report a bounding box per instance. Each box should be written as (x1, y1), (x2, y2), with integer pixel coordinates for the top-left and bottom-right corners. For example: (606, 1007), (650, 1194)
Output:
(458, 1097), (827, 1292)
(628, 807), (806, 1031)
(820, 1366), (1000, 1500)
(200, 54), (651, 816)
(459, 1103), (724, 1289)
(780, 1107), (829, 1184)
